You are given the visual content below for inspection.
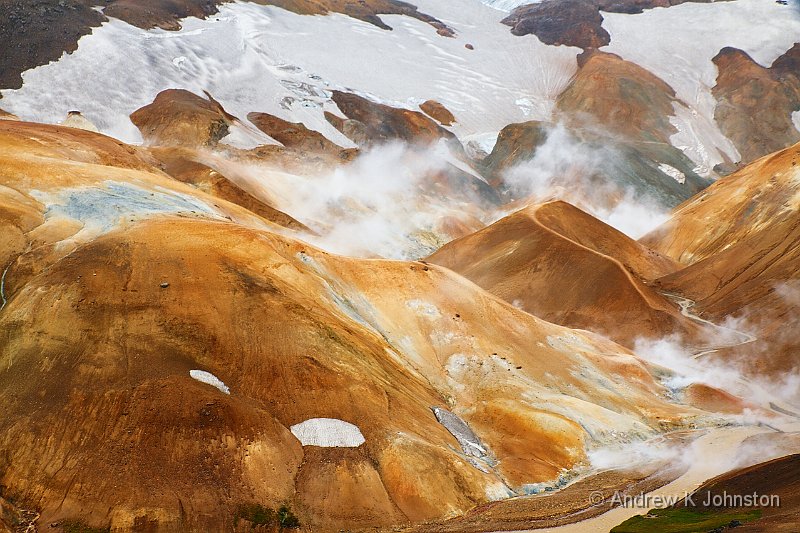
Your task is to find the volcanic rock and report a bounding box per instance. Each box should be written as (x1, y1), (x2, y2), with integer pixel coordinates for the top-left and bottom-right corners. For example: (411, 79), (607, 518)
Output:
(712, 44), (800, 165)
(130, 89), (233, 147)
(419, 100), (456, 126)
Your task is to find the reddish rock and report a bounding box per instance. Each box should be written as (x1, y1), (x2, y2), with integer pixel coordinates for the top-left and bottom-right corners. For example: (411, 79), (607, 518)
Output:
(130, 89), (233, 147)
(712, 45), (800, 164)
(427, 200), (713, 349)
(327, 90), (456, 147)
(419, 100), (456, 126)
(247, 112), (351, 157)
(557, 49), (677, 143)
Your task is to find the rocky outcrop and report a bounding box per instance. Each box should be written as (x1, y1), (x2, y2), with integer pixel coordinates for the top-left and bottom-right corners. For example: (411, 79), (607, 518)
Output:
(60, 111), (99, 133)
(646, 141), (800, 377)
(419, 100), (456, 126)
(259, 0), (455, 36)
(478, 120), (549, 187)
(130, 89), (233, 147)
(502, 0), (609, 49)
(557, 50), (678, 144)
(712, 44), (800, 165)
(327, 91), (456, 148)
(501, 0), (721, 49)
(247, 111), (354, 159)
(103, 0), (223, 30)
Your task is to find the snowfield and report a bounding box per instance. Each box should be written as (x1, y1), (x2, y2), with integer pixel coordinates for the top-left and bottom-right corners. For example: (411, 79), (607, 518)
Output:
(189, 369), (231, 394)
(290, 418), (366, 447)
(0, 0), (578, 145)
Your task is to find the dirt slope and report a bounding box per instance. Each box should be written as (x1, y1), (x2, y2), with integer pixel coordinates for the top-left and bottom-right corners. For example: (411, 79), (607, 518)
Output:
(428, 201), (710, 348)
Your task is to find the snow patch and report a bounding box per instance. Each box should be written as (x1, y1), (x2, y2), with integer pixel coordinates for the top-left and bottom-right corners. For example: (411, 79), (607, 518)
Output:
(793, 111), (800, 134)
(189, 369), (230, 394)
(290, 418), (365, 447)
(477, 0), (541, 11)
(658, 163), (685, 184)
(669, 101), (740, 176)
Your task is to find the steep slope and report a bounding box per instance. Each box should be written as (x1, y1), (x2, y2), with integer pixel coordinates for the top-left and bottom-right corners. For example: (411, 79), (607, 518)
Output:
(0, 119), (706, 532)
(147, 146), (311, 231)
(481, 51), (710, 208)
(553, 50), (709, 204)
(642, 141), (800, 264)
(646, 142), (800, 377)
(427, 201), (710, 348)
(712, 44), (800, 165)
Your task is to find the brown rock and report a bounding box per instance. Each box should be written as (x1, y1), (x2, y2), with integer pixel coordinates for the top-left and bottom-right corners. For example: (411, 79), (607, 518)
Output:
(328, 90), (456, 148)
(646, 141), (800, 378)
(712, 45), (800, 165)
(419, 100), (456, 126)
(479, 120), (549, 187)
(247, 112), (350, 158)
(557, 49), (677, 144)
(502, 0), (722, 49)
(103, 0), (223, 31)
(130, 89), (233, 147)
(428, 200), (711, 349)
(502, 0), (610, 49)
(258, 0), (455, 36)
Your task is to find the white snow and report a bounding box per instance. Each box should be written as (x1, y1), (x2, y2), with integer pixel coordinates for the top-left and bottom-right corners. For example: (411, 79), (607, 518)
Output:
(669, 101), (740, 177)
(290, 418), (366, 447)
(601, 0), (800, 171)
(657, 163), (686, 184)
(793, 111), (800, 135)
(477, 0), (539, 12)
(0, 1), (578, 146)
(189, 369), (230, 394)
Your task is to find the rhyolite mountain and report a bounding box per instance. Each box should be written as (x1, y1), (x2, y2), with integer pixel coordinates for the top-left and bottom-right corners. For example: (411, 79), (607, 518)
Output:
(0, 1), (799, 532)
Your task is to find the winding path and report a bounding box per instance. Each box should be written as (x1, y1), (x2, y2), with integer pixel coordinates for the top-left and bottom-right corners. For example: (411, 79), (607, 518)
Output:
(662, 293), (757, 358)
